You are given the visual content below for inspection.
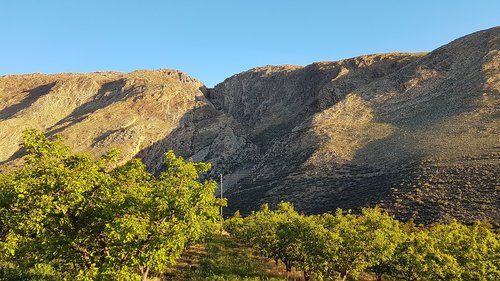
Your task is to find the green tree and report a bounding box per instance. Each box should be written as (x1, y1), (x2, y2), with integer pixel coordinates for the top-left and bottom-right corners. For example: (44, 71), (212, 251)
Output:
(459, 221), (500, 280)
(276, 215), (334, 281)
(424, 220), (499, 281)
(0, 129), (224, 280)
(320, 207), (403, 281)
(388, 223), (462, 281)
(226, 202), (303, 272)
(249, 202), (298, 269)
(388, 220), (500, 281)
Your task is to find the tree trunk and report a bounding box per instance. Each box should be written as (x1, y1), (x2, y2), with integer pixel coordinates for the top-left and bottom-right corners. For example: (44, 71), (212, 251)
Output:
(303, 270), (311, 281)
(376, 272), (383, 281)
(285, 261), (292, 272)
(139, 265), (149, 281)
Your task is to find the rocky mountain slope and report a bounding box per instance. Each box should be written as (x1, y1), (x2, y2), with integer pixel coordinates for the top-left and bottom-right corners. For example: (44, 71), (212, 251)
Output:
(1, 27), (498, 225)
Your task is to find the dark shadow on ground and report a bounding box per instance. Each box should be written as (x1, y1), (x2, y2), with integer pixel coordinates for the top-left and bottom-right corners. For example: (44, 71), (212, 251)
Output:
(47, 79), (139, 136)
(0, 82), (56, 120)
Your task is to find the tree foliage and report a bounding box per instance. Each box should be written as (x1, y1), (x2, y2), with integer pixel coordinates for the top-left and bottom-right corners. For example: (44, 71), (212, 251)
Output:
(320, 208), (404, 280)
(226, 203), (499, 281)
(0, 129), (225, 280)
(1, 129), (498, 281)
(388, 220), (500, 281)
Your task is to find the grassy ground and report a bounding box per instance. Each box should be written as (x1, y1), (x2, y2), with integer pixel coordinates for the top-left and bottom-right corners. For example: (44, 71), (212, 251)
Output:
(165, 234), (303, 281)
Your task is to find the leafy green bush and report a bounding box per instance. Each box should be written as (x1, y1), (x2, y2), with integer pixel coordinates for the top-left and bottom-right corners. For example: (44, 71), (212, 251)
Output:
(0, 129), (225, 280)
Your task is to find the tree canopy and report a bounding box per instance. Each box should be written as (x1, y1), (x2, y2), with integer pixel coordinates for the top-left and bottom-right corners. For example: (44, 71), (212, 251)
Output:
(226, 203), (499, 281)
(0, 129), (225, 280)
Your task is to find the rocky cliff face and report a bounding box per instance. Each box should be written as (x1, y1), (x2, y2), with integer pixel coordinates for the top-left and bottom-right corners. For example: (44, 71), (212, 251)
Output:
(0, 70), (209, 167)
(1, 27), (498, 224)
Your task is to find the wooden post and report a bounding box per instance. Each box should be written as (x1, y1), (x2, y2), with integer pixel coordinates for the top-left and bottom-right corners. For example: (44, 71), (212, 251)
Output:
(220, 174), (223, 235)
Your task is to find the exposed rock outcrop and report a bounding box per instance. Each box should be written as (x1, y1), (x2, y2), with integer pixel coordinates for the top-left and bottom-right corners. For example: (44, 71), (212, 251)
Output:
(1, 27), (498, 225)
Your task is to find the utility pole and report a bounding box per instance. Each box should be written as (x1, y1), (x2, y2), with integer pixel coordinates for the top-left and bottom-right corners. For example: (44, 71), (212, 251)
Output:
(220, 173), (223, 235)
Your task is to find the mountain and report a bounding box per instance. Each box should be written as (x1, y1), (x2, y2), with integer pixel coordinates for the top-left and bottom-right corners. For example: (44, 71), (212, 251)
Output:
(1, 27), (498, 225)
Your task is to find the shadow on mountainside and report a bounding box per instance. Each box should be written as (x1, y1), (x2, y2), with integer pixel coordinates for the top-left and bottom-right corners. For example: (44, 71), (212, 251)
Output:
(2, 29), (497, 226)
(132, 55), (433, 221)
(134, 101), (257, 178)
(222, 107), (424, 220)
(216, 58), (424, 218)
(47, 78), (140, 136)
(0, 82), (56, 120)
(0, 79), (142, 165)
(220, 29), (500, 225)
(369, 29), (500, 225)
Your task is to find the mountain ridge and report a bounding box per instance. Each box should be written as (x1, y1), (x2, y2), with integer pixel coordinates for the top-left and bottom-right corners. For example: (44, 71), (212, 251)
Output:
(1, 27), (498, 225)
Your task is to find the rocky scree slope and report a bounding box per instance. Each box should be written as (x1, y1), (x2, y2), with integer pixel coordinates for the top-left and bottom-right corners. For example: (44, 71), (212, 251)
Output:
(0, 27), (498, 225)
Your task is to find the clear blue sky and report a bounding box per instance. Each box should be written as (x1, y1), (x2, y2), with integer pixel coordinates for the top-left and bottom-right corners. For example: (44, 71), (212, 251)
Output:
(1, 1), (499, 87)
